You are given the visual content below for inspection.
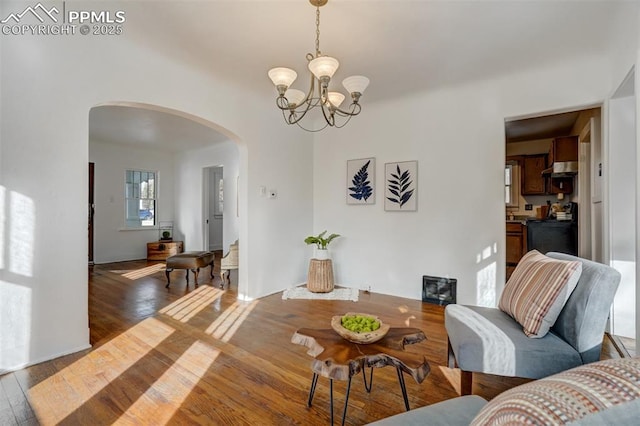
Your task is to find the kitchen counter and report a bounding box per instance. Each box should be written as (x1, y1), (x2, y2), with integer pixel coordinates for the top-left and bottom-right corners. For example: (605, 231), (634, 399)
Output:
(506, 215), (533, 225)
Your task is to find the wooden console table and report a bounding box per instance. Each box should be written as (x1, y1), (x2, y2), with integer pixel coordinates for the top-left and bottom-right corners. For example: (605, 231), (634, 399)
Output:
(291, 327), (430, 425)
(146, 240), (183, 261)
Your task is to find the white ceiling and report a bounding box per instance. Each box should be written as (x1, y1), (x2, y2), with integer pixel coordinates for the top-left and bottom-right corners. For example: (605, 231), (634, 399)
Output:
(91, 0), (632, 149)
(89, 105), (230, 152)
(505, 111), (582, 143)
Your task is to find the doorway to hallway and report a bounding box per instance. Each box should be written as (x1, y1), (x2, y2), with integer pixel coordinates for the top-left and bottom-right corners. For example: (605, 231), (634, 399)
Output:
(203, 166), (224, 252)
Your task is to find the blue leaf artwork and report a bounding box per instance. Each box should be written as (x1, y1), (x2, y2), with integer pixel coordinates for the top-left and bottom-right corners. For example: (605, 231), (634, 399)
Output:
(347, 158), (375, 204)
(385, 161), (417, 211)
(349, 160), (373, 202)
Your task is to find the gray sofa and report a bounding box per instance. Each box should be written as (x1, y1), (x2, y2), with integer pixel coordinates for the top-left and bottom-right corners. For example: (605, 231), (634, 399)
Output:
(369, 357), (640, 425)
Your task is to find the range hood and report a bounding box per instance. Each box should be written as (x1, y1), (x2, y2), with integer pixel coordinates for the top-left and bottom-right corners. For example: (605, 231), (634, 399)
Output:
(542, 161), (578, 177)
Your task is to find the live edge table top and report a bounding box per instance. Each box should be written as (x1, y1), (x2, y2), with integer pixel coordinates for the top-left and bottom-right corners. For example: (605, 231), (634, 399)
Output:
(291, 327), (431, 384)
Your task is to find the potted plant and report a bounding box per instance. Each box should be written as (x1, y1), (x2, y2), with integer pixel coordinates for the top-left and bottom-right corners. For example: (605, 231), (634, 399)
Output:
(304, 230), (340, 260)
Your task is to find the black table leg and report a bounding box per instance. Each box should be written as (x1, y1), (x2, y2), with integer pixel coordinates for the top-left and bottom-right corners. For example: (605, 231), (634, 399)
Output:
(340, 376), (352, 426)
(329, 379), (334, 425)
(307, 373), (354, 425)
(362, 366), (374, 393)
(308, 373), (319, 407)
(396, 366), (410, 411)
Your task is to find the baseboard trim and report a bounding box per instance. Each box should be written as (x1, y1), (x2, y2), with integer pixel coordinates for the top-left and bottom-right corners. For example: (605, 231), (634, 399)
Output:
(0, 343), (93, 375)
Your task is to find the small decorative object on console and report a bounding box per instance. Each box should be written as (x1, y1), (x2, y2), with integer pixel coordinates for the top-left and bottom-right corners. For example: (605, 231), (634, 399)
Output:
(159, 221), (173, 241)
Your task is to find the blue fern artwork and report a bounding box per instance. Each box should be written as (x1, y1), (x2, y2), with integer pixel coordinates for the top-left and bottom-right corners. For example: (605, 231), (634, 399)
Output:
(386, 164), (414, 208)
(348, 159), (373, 202)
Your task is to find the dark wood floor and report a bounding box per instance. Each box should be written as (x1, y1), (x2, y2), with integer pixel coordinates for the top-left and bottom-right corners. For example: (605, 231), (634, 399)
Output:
(0, 256), (622, 425)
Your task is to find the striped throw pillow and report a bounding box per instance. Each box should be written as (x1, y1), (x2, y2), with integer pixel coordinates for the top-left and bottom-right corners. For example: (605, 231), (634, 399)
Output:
(471, 357), (640, 425)
(499, 250), (581, 338)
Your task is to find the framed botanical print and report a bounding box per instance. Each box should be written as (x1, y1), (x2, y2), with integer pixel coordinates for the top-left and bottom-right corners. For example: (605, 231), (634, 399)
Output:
(347, 158), (375, 204)
(384, 161), (417, 211)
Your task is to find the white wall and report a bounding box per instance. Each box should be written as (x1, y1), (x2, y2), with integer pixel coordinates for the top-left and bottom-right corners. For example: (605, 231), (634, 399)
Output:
(609, 95), (636, 338)
(636, 10), (640, 346)
(89, 140), (176, 263)
(0, 6), (313, 372)
(313, 55), (618, 306)
(175, 142), (239, 255)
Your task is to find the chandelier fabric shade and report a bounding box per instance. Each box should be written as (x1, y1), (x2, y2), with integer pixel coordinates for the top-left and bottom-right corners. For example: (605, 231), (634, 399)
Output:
(267, 0), (369, 132)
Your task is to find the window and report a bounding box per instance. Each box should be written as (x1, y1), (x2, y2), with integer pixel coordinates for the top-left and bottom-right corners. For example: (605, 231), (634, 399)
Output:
(213, 170), (223, 218)
(216, 177), (224, 217)
(505, 164), (513, 205)
(125, 170), (156, 228)
(505, 161), (519, 207)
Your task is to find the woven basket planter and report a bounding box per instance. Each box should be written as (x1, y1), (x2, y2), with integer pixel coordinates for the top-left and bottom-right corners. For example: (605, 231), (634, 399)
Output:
(307, 259), (334, 293)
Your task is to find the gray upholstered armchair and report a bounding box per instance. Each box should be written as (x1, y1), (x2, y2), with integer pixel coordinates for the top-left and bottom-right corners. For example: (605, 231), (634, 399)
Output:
(445, 252), (621, 395)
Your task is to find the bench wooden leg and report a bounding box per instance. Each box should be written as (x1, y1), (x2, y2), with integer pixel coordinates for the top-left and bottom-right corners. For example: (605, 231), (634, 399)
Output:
(209, 261), (214, 279)
(193, 268), (199, 286)
(165, 268), (173, 288)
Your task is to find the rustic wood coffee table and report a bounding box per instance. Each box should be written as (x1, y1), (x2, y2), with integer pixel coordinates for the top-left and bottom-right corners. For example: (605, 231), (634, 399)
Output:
(292, 327), (430, 425)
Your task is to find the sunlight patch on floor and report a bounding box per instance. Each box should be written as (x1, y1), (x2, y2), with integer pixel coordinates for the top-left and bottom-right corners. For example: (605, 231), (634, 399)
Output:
(28, 317), (175, 424)
(438, 365), (461, 395)
(206, 300), (258, 342)
(117, 340), (220, 424)
(159, 285), (224, 323)
(119, 263), (167, 280)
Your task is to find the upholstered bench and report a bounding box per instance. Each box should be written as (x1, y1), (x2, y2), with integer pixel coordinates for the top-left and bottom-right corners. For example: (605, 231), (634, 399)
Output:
(165, 251), (214, 288)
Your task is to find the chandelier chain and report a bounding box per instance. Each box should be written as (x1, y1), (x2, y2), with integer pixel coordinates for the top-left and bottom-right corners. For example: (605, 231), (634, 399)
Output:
(315, 6), (321, 56)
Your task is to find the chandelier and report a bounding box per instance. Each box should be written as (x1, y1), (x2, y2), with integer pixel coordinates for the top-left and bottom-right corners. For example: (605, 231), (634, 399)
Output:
(267, 0), (369, 132)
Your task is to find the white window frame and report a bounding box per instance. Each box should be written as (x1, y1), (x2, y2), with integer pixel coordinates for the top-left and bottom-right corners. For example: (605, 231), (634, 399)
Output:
(124, 169), (157, 229)
(505, 161), (519, 207)
(213, 170), (224, 219)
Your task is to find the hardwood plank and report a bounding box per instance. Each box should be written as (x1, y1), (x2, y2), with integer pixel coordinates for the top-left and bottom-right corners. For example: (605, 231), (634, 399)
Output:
(0, 258), (621, 425)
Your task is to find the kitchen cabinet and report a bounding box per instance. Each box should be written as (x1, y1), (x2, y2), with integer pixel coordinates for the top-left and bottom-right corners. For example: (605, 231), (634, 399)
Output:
(506, 222), (527, 280)
(546, 136), (577, 195)
(521, 154), (546, 195)
(548, 136), (578, 164)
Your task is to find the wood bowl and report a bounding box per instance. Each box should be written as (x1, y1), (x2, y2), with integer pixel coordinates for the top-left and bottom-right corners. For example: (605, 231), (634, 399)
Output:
(331, 312), (390, 344)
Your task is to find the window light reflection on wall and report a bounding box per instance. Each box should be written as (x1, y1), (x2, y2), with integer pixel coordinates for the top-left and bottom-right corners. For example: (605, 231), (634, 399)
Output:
(9, 191), (35, 277)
